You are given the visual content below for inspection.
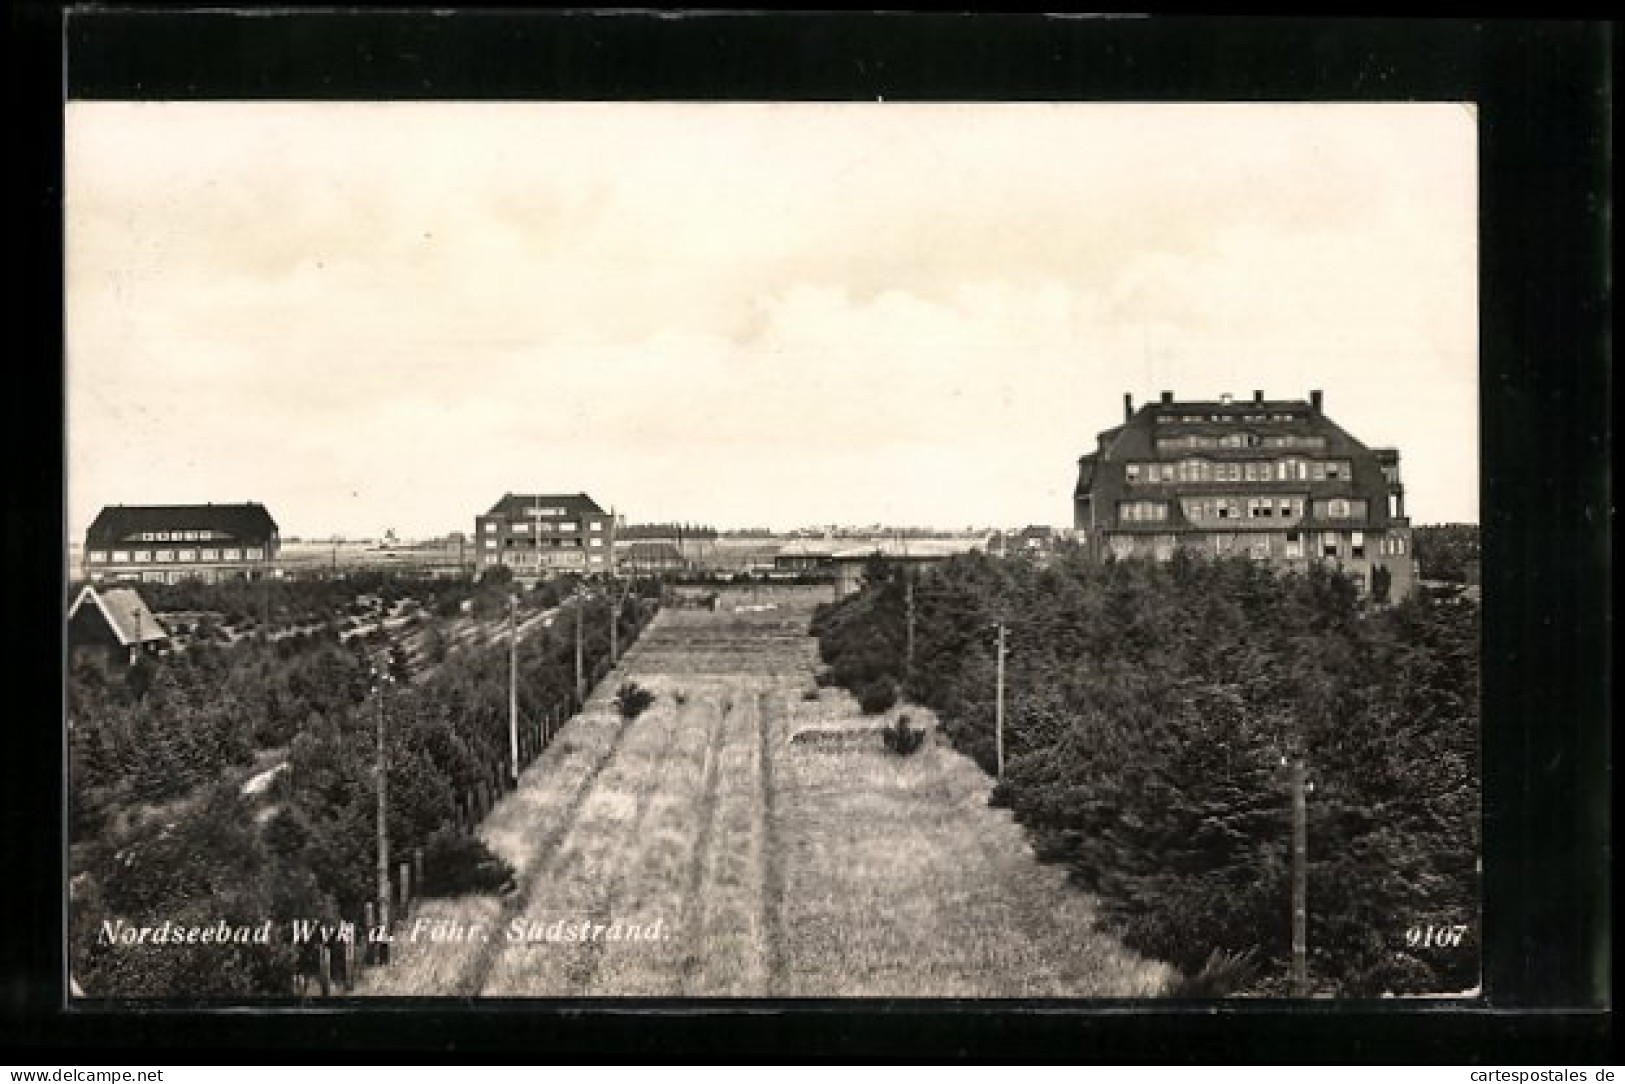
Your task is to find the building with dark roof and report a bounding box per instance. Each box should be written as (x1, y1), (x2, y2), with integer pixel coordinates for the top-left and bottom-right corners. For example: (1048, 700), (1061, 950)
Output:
(67, 584), (169, 665)
(475, 493), (616, 580)
(1073, 390), (1415, 600)
(82, 503), (280, 584)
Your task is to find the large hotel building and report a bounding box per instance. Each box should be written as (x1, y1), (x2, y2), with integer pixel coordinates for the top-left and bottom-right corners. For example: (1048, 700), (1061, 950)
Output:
(474, 492), (616, 580)
(1073, 391), (1415, 600)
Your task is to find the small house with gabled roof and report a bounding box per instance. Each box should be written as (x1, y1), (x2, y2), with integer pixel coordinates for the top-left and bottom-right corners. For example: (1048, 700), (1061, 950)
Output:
(67, 584), (168, 665)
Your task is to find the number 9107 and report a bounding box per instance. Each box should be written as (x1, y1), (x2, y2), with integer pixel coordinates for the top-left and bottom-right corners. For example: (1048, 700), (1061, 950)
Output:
(1406, 924), (1467, 948)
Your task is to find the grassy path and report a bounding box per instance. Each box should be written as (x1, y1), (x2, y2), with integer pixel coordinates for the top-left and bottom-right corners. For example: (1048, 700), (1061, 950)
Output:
(356, 587), (1169, 998)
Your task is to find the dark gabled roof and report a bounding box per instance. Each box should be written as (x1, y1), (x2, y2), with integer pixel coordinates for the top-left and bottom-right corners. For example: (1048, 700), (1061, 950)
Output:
(86, 503), (278, 545)
(483, 493), (607, 519)
(621, 541), (684, 562)
(68, 585), (168, 645)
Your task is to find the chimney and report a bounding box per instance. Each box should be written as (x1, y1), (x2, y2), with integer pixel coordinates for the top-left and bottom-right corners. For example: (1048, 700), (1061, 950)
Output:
(1123, 393), (1134, 422)
(1160, 390), (1174, 404)
(1220, 392), (1233, 405)
(1253, 390), (1264, 403)
(1310, 389), (1324, 413)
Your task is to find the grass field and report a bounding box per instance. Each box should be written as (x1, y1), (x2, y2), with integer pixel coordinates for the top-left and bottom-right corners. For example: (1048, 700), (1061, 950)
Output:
(357, 585), (1170, 997)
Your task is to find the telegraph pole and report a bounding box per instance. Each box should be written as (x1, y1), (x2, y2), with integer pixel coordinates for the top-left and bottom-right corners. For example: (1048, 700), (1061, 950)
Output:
(994, 621), (1006, 779)
(1290, 754), (1309, 995)
(508, 593), (519, 783)
(374, 673), (391, 963)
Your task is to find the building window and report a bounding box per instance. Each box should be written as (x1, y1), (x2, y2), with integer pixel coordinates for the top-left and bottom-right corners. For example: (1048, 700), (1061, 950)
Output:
(560, 521), (579, 532)
(246, 548), (264, 560)
(589, 538), (604, 548)
(1351, 531), (1365, 559)
(1125, 464), (1141, 483)
(111, 551), (130, 563)
(590, 522), (604, 532)
(87, 550), (107, 563)
(156, 549), (174, 563)
(483, 522), (498, 533)
(1118, 500), (1167, 523)
(200, 549), (218, 561)
(513, 522), (531, 533)
(178, 549), (197, 562)
(1322, 536), (1339, 559)
(1285, 532), (1303, 559)
(223, 548), (241, 561)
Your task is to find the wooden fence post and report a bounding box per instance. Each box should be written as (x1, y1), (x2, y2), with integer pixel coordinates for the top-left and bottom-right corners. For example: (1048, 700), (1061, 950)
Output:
(399, 860), (411, 914)
(363, 901), (376, 965)
(318, 944), (332, 997)
(414, 848), (424, 898)
(343, 933), (356, 991)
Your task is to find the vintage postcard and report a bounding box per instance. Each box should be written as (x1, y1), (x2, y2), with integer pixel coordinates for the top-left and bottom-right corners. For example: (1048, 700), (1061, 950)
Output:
(65, 102), (1481, 1000)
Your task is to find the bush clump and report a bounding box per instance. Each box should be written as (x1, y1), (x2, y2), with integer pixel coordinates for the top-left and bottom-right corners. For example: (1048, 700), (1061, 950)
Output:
(613, 681), (657, 721)
(856, 677), (898, 715)
(419, 829), (517, 897)
(880, 714), (925, 755)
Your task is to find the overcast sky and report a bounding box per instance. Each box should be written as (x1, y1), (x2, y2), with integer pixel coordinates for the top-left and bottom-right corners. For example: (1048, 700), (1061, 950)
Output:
(66, 102), (1477, 538)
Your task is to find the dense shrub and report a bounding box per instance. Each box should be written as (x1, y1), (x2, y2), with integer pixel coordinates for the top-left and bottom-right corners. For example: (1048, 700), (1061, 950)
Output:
(814, 550), (1480, 997)
(1412, 523), (1481, 583)
(67, 580), (659, 996)
(418, 828), (517, 897)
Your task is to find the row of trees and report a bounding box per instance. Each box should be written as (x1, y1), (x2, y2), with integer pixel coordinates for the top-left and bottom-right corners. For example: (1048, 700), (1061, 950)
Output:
(1412, 524), (1482, 583)
(69, 579), (659, 997)
(812, 551), (1480, 996)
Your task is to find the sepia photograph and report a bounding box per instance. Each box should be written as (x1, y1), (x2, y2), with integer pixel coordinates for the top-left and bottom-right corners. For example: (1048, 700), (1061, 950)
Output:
(64, 100), (1482, 1002)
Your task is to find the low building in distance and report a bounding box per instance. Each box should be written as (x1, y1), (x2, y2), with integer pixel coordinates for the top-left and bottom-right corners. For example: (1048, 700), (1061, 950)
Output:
(1073, 390), (1414, 601)
(67, 584), (168, 665)
(773, 539), (837, 573)
(617, 540), (688, 575)
(475, 492), (616, 581)
(81, 503), (280, 584)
